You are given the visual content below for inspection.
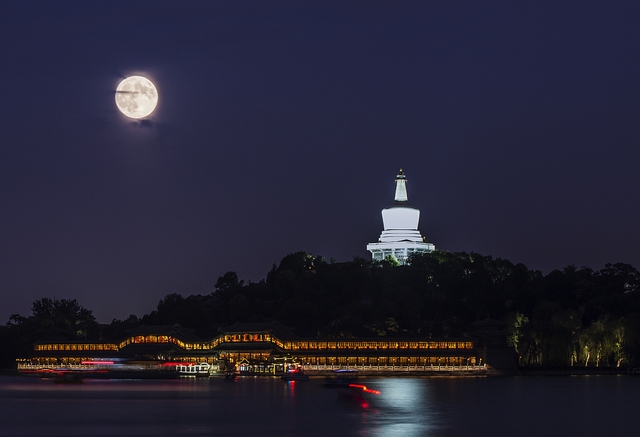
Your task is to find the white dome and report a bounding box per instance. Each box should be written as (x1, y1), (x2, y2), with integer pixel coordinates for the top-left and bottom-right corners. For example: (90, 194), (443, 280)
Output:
(382, 206), (420, 230)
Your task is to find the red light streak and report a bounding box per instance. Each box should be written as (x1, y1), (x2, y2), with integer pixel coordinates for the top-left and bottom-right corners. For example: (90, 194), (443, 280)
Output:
(348, 384), (381, 395)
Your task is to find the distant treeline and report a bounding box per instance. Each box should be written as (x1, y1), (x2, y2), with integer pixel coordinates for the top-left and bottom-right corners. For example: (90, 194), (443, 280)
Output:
(2, 251), (640, 368)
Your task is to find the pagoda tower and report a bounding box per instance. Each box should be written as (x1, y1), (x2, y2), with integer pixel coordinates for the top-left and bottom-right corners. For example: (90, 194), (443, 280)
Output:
(366, 169), (435, 264)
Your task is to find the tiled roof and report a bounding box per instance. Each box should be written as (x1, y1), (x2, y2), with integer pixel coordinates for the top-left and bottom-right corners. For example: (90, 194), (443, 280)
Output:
(219, 321), (299, 339)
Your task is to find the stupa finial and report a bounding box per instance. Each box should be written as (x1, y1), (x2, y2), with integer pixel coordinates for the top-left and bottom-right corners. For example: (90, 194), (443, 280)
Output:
(394, 169), (408, 203)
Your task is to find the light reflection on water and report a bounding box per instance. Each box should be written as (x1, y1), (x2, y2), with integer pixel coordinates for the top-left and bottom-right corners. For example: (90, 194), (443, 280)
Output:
(360, 378), (441, 436)
(1, 375), (639, 436)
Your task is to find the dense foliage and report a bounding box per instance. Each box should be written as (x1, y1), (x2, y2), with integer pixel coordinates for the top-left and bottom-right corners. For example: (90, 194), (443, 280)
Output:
(0, 298), (99, 368)
(3, 251), (640, 368)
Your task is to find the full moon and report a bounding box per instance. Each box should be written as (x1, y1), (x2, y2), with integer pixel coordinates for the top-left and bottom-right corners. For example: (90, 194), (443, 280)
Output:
(115, 76), (158, 119)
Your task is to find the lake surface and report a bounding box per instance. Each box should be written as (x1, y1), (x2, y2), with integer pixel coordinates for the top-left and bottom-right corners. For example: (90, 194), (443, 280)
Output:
(0, 374), (637, 436)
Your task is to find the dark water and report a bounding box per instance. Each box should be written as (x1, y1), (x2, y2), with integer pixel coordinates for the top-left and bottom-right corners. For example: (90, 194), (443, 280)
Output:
(0, 374), (638, 436)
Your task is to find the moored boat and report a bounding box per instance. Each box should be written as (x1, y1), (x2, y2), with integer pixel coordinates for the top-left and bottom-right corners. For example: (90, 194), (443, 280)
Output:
(175, 362), (211, 377)
(281, 365), (310, 381)
(281, 372), (309, 381)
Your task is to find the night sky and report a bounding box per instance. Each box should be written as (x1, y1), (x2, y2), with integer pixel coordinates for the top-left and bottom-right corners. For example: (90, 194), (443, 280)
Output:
(2, 1), (640, 323)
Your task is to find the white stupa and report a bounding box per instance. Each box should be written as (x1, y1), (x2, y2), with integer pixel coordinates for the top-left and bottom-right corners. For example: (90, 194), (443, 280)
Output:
(367, 169), (435, 264)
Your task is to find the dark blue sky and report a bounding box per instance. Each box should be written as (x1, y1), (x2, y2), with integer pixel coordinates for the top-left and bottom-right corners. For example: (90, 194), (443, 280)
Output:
(2, 1), (640, 323)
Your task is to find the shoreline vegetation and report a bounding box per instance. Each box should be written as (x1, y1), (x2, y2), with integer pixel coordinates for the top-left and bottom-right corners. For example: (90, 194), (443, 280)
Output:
(3, 251), (640, 371)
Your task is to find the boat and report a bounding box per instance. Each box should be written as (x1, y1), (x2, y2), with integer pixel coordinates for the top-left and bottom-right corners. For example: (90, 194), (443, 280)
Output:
(337, 383), (381, 405)
(22, 360), (181, 380)
(281, 372), (310, 381)
(176, 362), (211, 377)
(53, 372), (83, 384)
(225, 370), (239, 382)
(281, 366), (310, 381)
(322, 369), (358, 388)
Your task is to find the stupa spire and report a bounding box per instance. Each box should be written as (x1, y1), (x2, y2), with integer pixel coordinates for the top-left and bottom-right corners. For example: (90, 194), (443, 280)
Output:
(394, 169), (408, 203)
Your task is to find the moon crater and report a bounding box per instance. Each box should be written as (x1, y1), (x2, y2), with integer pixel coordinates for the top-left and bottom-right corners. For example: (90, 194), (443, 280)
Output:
(115, 76), (158, 119)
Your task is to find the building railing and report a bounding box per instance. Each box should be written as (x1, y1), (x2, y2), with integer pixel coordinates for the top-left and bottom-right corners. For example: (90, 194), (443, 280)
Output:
(18, 362), (487, 373)
(17, 363), (110, 371)
(303, 364), (487, 371)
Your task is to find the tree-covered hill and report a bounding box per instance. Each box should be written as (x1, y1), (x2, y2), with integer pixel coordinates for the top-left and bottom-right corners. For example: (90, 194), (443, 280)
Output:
(3, 251), (640, 368)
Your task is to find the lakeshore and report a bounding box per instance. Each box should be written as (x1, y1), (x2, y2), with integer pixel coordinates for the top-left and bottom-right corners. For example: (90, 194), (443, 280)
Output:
(7, 364), (637, 379)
